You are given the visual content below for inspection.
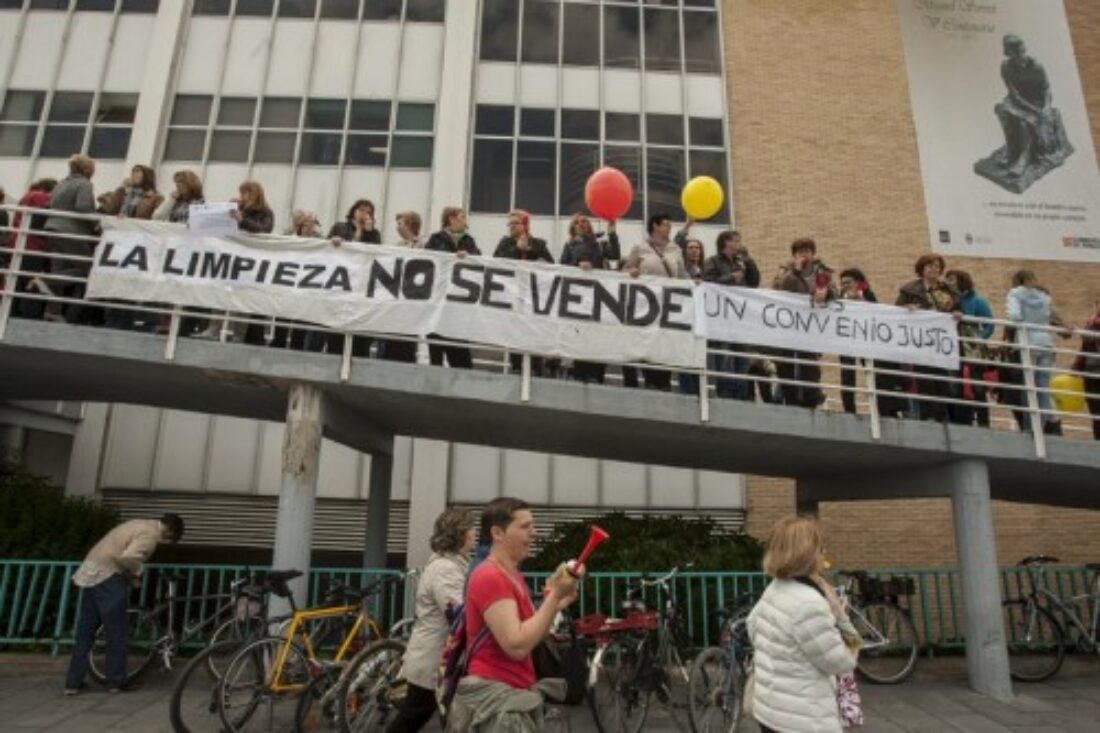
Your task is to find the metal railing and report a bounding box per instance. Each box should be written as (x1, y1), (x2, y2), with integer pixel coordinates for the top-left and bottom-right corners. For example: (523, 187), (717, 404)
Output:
(1, 559), (1094, 655)
(1, 203), (1098, 459)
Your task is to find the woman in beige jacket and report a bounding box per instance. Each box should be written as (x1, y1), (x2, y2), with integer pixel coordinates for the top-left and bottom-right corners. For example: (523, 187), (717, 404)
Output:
(388, 508), (477, 731)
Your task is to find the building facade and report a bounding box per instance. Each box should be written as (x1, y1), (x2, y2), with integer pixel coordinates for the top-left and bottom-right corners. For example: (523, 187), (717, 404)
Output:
(1, 0), (1098, 569)
(0, 0), (745, 567)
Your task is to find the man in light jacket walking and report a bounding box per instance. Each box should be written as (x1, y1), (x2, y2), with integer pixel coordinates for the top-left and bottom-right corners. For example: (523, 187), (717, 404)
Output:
(64, 514), (184, 694)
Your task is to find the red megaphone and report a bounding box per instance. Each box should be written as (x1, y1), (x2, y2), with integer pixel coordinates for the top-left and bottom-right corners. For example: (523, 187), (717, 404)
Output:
(567, 525), (610, 576)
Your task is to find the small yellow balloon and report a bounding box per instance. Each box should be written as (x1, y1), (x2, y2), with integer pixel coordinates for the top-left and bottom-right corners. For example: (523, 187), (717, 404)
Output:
(1050, 373), (1086, 413)
(681, 176), (724, 220)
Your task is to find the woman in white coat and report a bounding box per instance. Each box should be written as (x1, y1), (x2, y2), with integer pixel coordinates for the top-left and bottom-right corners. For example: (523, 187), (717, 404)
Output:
(387, 508), (477, 732)
(747, 517), (860, 733)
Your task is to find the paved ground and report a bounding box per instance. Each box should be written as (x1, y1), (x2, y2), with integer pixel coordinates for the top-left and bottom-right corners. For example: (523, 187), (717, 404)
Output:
(1, 653), (1098, 732)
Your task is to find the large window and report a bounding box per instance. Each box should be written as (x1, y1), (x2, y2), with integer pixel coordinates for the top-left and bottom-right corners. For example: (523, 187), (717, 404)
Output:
(0, 90), (136, 159)
(469, 103), (729, 222)
(22, 0), (159, 11)
(163, 94), (434, 169)
(480, 1), (719, 75)
(193, 0), (444, 21)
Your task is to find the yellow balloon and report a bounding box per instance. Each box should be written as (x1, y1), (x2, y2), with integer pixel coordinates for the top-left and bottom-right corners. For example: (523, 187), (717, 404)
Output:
(681, 176), (724, 220)
(1050, 373), (1086, 413)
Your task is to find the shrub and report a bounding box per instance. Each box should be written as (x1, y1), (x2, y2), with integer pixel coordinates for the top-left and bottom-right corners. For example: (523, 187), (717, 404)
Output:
(526, 512), (764, 573)
(0, 461), (119, 559)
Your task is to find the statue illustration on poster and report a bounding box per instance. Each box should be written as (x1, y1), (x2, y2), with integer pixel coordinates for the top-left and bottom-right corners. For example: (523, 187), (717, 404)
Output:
(974, 35), (1074, 194)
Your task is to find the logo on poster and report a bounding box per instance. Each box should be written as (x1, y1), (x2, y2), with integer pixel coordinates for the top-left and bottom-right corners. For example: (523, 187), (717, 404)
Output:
(1063, 237), (1100, 250)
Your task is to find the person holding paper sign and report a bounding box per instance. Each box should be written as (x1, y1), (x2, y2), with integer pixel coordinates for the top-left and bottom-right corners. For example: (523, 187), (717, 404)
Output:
(771, 238), (835, 409)
(895, 254), (963, 424)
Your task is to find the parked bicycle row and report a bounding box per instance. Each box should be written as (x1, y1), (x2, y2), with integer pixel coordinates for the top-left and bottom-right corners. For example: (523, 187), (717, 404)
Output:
(57, 509), (1100, 731)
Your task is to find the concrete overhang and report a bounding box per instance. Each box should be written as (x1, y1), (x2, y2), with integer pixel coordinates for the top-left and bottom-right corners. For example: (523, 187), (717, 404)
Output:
(0, 321), (1096, 508)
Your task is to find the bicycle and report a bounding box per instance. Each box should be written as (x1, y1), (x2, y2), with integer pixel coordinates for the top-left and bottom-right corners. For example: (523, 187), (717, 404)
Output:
(835, 570), (920, 684)
(89, 568), (289, 685)
(687, 614), (752, 733)
(586, 565), (696, 733)
(1002, 555), (1100, 682)
(216, 575), (403, 732)
(167, 571), (303, 732)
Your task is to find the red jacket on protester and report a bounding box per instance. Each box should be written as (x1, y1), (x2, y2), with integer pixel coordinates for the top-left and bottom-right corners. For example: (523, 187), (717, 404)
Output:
(5, 190), (52, 252)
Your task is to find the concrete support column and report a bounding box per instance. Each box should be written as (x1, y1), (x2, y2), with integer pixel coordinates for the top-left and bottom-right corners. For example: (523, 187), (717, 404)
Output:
(427, 0), (478, 226)
(127, 0), (190, 167)
(950, 459), (1013, 701)
(405, 439), (450, 569)
(794, 481), (820, 517)
(364, 452), (394, 569)
(0, 424), (25, 463)
(271, 384), (323, 614)
(66, 403), (109, 498)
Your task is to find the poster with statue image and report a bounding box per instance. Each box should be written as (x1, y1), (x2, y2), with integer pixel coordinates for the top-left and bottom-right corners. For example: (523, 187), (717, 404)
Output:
(897, 0), (1100, 262)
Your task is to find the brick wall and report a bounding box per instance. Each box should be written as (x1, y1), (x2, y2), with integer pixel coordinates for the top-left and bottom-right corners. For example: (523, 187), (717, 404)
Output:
(725, 0), (1100, 569)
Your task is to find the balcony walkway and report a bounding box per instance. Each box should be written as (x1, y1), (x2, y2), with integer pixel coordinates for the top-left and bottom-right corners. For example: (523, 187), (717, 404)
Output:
(0, 319), (1097, 509)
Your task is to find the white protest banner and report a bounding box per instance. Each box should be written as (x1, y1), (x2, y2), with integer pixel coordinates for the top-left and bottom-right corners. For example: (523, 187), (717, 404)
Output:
(693, 284), (960, 370)
(897, 0), (1100, 262)
(187, 202), (238, 237)
(87, 220), (705, 369)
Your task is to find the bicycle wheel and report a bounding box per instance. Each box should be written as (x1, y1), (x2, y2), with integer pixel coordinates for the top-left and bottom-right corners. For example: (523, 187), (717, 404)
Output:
(207, 616), (268, 678)
(218, 636), (312, 733)
(170, 640), (246, 733)
(587, 637), (649, 733)
(335, 639), (407, 733)
(850, 602), (919, 684)
(688, 646), (740, 733)
(1002, 599), (1065, 682)
(88, 608), (160, 685)
(295, 668), (343, 732)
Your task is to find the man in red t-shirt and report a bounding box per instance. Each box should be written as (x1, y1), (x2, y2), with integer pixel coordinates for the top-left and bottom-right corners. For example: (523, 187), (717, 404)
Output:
(448, 498), (582, 727)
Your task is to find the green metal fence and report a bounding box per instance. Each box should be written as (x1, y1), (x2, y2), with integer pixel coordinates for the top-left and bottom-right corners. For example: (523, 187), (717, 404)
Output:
(0, 560), (1093, 655)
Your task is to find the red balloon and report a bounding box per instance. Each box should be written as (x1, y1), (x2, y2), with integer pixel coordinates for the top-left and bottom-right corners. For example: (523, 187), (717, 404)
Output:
(585, 167), (633, 221)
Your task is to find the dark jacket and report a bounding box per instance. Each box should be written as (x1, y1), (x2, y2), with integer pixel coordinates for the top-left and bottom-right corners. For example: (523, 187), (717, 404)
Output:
(328, 221), (381, 244)
(98, 187), (163, 220)
(426, 229), (480, 255)
(560, 231), (620, 269)
(896, 279), (958, 313)
(492, 236), (552, 263)
(702, 252), (760, 288)
(1073, 314), (1100, 374)
(238, 205), (274, 234)
(773, 257), (836, 300)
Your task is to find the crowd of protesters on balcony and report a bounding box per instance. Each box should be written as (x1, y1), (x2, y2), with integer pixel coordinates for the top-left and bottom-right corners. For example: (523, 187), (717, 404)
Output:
(0, 154), (1097, 438)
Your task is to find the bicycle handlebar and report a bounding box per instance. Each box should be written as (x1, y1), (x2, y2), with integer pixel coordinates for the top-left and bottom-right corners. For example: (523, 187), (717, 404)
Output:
(629, 563), (696, 590)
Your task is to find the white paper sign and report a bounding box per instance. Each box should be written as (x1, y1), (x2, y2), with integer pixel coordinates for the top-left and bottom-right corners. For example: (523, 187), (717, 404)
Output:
(693, 284), (961, 370)
(187, 202), (239, 237)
